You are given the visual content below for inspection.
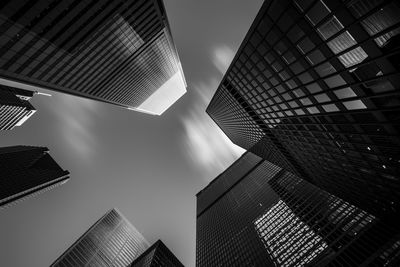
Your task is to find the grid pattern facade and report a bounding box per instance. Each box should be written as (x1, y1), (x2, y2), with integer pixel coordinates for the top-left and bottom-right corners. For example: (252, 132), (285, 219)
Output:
(207, 82), (265, 149)
(51, 209), (149, 267)
(0, 85), (35, 130)
(0, 145), (69, 209)
(0, 0), (183, 109)
(129, 240), (184, 267)
(206, 0), (400, 219)
(196, 152), (400, 266)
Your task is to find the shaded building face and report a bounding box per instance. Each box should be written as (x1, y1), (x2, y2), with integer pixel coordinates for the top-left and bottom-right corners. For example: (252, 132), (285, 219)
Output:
(0, 0), (186, 115)
(129, 240), (184, 267)
(0, 85), (36, 130)
(196, 152), (400, 266)
(51, 209), (149, 267)
(206, 0), (400, 218)
(0, 146), (69, 208)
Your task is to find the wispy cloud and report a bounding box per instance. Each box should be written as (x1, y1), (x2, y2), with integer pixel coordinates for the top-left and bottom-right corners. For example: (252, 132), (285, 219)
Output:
(212, 45), (235, 74)
(41, 92), (100, 160)
(180, 45), (244, 181)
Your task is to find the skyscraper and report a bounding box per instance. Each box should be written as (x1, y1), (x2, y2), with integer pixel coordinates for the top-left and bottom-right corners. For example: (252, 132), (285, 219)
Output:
(129, 240), (184, 267)
(207, 0), (400, 219)
(0, 145), (69, 209)
(0, 85), (36, 130)
(51, 208), (149, 267)
(196, 152), (400, 266)
(0, 0), (186, 115)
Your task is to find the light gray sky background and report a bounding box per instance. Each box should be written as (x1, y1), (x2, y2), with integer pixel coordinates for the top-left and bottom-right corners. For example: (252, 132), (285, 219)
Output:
(0, 1), (263, 266)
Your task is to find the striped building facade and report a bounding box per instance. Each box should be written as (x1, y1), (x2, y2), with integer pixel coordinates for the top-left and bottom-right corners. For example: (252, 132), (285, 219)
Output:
(0, 145), (69, 209)
(0, 0), (186, 115)
(129, 240), (184, 267)
(51, 209), (149, 267)
(0, 85), (36, 130)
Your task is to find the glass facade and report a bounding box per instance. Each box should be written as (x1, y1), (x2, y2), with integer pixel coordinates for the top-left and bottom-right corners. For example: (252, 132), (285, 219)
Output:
(196, 152), (400, 266)
(0, 85), (36, 130)
(0, 145), (69, 209)
(206, 0), (400, 219)
(51, 209), (149, 267)
(0, 0), (186, 115)
(129, 240), (184, 267)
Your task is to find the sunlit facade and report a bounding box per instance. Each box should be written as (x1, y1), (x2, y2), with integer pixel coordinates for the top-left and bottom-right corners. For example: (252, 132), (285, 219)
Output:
(51, 209), (149, 267)
(0, 0), (186, 115)
(207, 0), (400, 219)
(129, 240), (184, 267)
(196, 152), (400, 266)
(255, 200), (329, 266)
(0, 85), (36, 130)
(0, 146), (69, 209)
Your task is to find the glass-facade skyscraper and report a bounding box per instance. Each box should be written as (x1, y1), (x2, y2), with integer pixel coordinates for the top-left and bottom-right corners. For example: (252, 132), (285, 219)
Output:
(0, 145), (69, 209)
(0, 0), (186, 115)
(51, 208), (149, 267)
(196, 152), (400, 266)
(129, 240), (184, 267)
(0, 85), (36, 130)
(207, 0), (400, 220)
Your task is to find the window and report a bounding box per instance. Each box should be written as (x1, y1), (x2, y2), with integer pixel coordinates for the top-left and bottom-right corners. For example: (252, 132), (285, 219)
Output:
(258, 18), (272, 35)
(307, 50), (325, 65)
(318, 16), (343, 40)
(306, 83), (323, 94)
(327, 31), (357, 54)
(294, 0), (314, 11)
(298, 72), (313, 84)
(324, 75), (346, 88)
(343, 100), (367, 110)
(272, 61), (283, 72)
(307, 106), (320, 113)
(314, 93), (331, 103)
(338, 47), (368, 68)
(287, 25), (305, 43)
(294, 89), (305, 97)
(283, 51), (296, 64)
(297, 38), (315, 54)
(289, 101), (299, 108)
(290, 62), (305, 74)
(306, 1), (331, 25)
(278, 13), (294, 32)
(323, 104), (339, 112)
(300, 97), (313, 105)
(267, 30), (280, 45)
(275, 41), (288, 55)
(315, 62), (336, 77)
(334, 88), (356, 99)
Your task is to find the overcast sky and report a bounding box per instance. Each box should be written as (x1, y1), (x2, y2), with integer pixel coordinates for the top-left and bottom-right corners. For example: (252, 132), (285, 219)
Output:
(0, 1), (263, 266)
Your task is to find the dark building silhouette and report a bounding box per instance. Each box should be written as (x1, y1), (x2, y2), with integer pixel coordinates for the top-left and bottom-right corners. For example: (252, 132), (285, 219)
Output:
(196, 152), (400, 266)
(51, 208), (149, 267)
(207, 0), (400, 219)
(0, 0), (186, 115)
(0, 146), (69, 209)
(0, 85), (36, 130)
(129, 240), (184, 267)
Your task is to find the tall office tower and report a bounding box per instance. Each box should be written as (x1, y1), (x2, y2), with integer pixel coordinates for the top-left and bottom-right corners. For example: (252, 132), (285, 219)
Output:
(197, 152), (400, 266)
(52, 209), (149, 267)
(0, 85), (36, 130)
(129, 240), (184, 267)
(207, 0), (400, 219)
(0, 0), (186, 115)
(0, 146), (69, 209)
